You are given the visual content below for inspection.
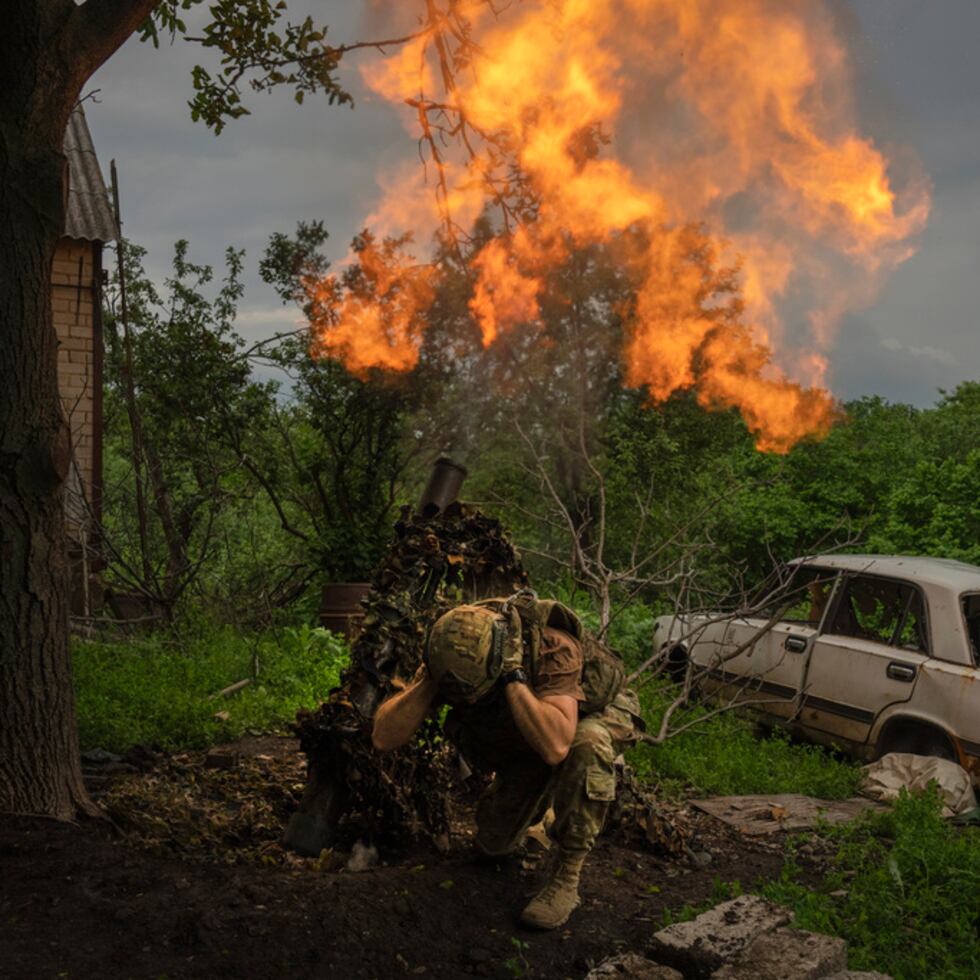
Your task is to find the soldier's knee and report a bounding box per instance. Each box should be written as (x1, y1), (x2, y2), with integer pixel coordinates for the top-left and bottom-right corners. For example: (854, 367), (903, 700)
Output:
(567, 722), (614, 766)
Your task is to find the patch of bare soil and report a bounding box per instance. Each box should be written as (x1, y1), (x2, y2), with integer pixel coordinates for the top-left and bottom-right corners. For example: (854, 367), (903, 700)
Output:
(0, 737), (792, 980)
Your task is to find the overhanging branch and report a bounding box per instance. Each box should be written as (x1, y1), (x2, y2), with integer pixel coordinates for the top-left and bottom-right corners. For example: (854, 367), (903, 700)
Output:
(64, 0), (160, 84)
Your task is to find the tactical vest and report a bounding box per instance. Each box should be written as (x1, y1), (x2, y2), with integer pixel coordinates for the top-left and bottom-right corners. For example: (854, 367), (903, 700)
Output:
(475, 593), (626, 715)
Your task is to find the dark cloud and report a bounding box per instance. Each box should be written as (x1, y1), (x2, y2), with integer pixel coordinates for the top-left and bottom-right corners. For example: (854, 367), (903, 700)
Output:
(829, 314), (965, 406)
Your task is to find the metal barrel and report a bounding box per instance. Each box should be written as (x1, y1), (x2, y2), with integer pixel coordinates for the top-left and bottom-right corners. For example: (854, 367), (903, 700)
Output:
(319, 582), (372, 639)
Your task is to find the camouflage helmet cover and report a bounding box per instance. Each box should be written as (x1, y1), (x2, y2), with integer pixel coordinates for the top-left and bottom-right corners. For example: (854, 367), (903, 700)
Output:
(426, 604), (506, 704)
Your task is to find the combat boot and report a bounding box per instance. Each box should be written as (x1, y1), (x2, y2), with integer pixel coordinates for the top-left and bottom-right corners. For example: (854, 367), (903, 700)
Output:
(519, 848), (588, 929)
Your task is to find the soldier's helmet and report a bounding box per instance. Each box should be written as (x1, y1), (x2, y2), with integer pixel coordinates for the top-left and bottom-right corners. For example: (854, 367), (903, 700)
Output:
(425, 605), (506, 704)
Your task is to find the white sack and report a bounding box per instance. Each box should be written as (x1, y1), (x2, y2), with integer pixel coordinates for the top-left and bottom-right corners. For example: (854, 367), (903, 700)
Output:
(859, 752), (978, 817)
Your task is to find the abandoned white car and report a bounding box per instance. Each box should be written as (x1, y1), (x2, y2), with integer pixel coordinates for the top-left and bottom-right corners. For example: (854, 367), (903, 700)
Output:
(653, 555), (980, 780)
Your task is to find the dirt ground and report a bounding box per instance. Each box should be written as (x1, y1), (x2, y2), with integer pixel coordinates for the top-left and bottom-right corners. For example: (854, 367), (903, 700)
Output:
(0, 737), (794, 980)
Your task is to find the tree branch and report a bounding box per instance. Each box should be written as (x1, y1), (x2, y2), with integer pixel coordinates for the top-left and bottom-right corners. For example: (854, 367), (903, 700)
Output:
(65, 0), (160, 84)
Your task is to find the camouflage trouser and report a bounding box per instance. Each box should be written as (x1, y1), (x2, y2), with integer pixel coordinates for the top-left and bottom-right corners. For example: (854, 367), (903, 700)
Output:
(471, 689), (642, 856)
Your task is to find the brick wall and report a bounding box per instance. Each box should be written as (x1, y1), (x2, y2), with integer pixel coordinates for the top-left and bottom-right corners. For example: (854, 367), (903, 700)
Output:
(52, 237), (99, 534)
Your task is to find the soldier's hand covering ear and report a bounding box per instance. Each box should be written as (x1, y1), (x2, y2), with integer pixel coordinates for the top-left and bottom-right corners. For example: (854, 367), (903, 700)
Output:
(501, 607), (524, 674)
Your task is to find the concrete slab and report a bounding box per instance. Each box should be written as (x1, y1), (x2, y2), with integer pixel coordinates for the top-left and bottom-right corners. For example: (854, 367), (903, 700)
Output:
(650, 896), (793, 977)
(713, 926), (847, 979)
(691, 795), (884, 836)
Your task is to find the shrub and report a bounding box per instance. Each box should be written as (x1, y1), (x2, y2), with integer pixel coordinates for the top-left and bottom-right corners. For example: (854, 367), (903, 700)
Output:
(762, 788), (980, 979)
(628, 681), (861, 799)
(73, 623), (348, 753)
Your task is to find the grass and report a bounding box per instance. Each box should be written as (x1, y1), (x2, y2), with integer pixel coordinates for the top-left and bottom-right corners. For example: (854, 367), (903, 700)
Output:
(761, 788), (980, 979)
(73, 598), (857, 793)
(74, 613), (980, 976)
(657, 790), (980, 978)
(659, 878), (744, 926)
(628, 680), (862, 800)
(73, 622), (349, 753)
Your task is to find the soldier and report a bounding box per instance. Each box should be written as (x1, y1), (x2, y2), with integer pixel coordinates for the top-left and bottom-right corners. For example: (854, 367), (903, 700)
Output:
(372, 593), (642, 930)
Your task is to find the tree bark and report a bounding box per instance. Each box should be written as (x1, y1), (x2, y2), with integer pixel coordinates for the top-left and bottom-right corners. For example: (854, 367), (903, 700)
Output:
(0, 105), (90, 818)
(0, 0), (158, 819)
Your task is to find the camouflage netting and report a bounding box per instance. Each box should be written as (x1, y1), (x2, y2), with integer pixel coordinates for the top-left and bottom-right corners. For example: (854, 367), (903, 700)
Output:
(607, 763), (692, 860)
(293, 502), (529, 850)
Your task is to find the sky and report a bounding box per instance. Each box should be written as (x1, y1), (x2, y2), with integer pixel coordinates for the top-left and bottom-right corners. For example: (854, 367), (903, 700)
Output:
(86, 0), (980, 408)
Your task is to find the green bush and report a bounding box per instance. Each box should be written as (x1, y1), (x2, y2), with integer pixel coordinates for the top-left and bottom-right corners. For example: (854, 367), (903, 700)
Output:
(540, 586), (663, 669)
(762, 789), (980, 979)
(628, 682), (861, 799)
(73, 623), (348, 753)
(604, 601), (664, 670)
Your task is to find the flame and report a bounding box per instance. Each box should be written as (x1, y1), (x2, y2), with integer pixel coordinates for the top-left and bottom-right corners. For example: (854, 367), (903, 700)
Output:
(696, 329), (839, 454)
(306, 237), (434, 376)
(313, 0), (929, 451)
(469, 236), (542, 346)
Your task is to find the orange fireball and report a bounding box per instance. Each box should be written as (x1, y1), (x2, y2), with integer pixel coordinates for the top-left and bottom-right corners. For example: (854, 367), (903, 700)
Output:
(310, 0), (929, 453)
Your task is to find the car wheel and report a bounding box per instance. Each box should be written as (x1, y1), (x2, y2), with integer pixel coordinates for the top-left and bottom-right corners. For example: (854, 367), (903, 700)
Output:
(876, 723), (956, 762)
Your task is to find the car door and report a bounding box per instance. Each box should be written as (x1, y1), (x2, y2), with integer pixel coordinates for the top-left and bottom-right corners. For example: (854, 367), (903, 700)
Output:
(798, 573), (928, 745)
(711, 566), (840, 721)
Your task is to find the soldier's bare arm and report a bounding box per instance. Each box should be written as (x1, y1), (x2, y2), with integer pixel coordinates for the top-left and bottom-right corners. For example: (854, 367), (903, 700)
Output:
(504, 686), (578, 766)
(372, 668), (441, 751)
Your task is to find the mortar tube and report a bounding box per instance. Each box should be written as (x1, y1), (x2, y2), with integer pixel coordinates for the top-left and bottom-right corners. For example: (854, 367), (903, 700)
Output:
(416, 456), (468, 518)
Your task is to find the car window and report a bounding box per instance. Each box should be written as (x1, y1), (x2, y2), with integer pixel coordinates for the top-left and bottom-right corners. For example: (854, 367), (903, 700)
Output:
(962, 594), (980, 667)
(757, 567), (838, 625)
(828, 575), (927, 651)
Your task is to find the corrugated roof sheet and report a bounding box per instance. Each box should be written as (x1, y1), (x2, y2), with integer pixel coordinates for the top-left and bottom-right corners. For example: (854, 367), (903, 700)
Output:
(63, 106), (118, 242)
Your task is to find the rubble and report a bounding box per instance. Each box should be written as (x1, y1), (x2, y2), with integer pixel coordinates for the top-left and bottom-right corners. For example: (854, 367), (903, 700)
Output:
(713, 927), (847, 979)
(650, 896), (793, 977)
(644, 896), (875, 980)
(203, 748), (240, 770)
(690, 795), (883, 836)
(586, 953), (683, 979)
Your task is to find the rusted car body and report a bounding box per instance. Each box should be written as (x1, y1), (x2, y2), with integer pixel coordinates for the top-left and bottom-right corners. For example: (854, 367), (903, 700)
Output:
(654, 555), (980, 781)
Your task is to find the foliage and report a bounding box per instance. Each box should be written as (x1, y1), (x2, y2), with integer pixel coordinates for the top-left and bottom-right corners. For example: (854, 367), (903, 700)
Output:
(870, 449), (980, 565)
(102, 239), (286, 615)
(73, 623), (348, 753)
(102, 209), (980, 627)
(140, 1), (354, 133)
(101, 229), (432, 615)
(602, 601), (665, 670)
(504, 937), (532, 979)
(627, 683), (861, 800)
(762, 789), (980, 979)
(257, 226), (431, 581)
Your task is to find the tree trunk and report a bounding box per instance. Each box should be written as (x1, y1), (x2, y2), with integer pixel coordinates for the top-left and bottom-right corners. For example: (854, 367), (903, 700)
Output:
(0, 16), (92, 820)
(0, 0), (179, 819)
